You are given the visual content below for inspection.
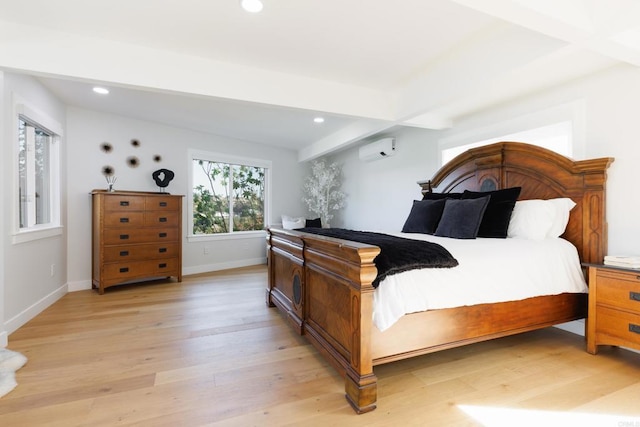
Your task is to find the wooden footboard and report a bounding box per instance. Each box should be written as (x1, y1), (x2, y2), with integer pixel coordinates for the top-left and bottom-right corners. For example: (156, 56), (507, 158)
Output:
(267, 227), (588, 413)
(267, 227), (381, 413)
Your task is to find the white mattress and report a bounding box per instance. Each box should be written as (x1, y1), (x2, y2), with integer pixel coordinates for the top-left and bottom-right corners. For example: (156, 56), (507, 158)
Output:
(372, 233), (588, 331)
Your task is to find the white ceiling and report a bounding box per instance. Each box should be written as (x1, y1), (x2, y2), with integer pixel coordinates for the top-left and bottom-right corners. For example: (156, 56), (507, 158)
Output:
(1, 0), (640, 160)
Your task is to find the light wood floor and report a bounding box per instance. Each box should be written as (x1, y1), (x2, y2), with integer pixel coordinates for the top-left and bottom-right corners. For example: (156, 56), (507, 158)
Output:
(2, 265), (640, 426)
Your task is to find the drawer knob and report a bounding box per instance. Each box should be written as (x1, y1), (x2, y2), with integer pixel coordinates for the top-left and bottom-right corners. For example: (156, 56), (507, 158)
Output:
(120, 217), (129, 223)
(119, 250), (129, 256)
(159, 248), (167, 253)
(630, 291), (640, 302)
(630, 323), (640, 335)
(159, 263), (167, 268)
(159, 232), (167, 238)
(159, 217), (167, 222)
(119, 267), (129, 273)
(119, 234), (129, 240)
(120, 201), (130, 206)
(160, 202), (167, 207)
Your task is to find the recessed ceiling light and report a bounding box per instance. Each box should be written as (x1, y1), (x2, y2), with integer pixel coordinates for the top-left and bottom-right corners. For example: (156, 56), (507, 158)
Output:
(314, 117), (325, 124)
(93, 87), (109, 95)
(240, 0), (263, 13)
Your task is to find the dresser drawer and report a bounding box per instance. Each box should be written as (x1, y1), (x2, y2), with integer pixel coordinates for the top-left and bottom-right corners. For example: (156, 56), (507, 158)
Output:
(596, 271), (640, 313)
(144, 211), (180, 227)
(596, 306), (640, 347)
(103, 211), (144, 227)
(103, 243), (179, 262)
(103, 227), (179, 245)
(103, 259), (179, 281)
(104, 195), (145, 211)
(145, 196), (180, 211)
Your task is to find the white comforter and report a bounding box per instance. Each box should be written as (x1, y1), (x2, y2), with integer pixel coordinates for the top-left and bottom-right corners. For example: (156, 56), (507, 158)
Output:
(373, 233), (587, 331)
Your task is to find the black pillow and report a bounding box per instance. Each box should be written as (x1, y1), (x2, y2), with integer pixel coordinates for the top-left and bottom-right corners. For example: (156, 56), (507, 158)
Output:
(305, 218), (322, 228)
(422, 192), (463, 201)
(434, 196), (490, 239)
(401, 199), (447, 234)
(461, 187), (521, 238)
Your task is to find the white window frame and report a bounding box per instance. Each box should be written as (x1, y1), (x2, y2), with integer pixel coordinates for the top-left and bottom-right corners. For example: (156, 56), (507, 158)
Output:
(12, 97), (63, 244)
(187, 149), (271, 242)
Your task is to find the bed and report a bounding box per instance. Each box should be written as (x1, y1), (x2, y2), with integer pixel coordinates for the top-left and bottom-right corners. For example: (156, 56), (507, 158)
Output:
(266, 141), (613, 413)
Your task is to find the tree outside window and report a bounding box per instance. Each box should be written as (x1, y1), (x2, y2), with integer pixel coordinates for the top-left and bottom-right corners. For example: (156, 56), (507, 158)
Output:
(192, 159), (266, 234)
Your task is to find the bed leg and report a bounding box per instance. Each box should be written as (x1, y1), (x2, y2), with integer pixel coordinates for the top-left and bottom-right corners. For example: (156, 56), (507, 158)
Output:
(265, 288), (276, 307)
(345, 370), (377, 414)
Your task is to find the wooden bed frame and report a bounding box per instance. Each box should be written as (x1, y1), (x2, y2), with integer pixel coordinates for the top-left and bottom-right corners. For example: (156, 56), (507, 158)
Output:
(266, 142), (613, 413)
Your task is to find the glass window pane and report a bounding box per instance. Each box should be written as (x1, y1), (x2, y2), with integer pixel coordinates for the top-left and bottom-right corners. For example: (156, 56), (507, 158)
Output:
(232, 165), (265, 232)
(19, 119), (52, 228)
(18, 119), (27, 228)
(192, 159), (231, 234)
(35, 129), (51, 224)
(192, 158), (267, 235)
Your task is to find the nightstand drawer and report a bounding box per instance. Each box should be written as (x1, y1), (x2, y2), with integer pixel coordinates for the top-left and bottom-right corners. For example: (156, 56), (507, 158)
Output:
(596, 272), (640, 313)
(596, 306), (640, 347)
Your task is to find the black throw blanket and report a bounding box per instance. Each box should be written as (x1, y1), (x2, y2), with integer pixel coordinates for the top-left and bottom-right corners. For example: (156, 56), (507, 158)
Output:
(296, 228), (458, 288)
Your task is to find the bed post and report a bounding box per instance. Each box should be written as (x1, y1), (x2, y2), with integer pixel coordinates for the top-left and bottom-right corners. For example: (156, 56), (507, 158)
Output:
(344, 285), (377, 413)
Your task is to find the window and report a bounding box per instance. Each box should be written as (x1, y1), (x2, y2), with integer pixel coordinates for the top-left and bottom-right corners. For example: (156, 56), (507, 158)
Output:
(19, 117), (52, 228)
(189, 151), (270, 237)
(441, 122), (572, 165)
(13, 101), (62, 243)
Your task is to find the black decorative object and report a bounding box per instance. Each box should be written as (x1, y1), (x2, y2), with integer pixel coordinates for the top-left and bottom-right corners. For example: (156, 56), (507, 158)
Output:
(102, 166), (117, 191)
(102, 165), (114, 176)
(153, 155), (162, 163)
(100, 142), (113, 153)
(131, 139), (141, 147)
(127, 156), (140, 168)
(152, 168), (175, 192)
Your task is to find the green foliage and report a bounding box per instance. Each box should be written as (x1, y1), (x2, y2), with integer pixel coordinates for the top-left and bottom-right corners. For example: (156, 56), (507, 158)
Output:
(192, 160), (265, 234)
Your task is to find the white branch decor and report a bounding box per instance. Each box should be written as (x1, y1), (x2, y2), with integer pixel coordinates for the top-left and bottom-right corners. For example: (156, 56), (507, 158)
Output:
(302, 160), (346, 227)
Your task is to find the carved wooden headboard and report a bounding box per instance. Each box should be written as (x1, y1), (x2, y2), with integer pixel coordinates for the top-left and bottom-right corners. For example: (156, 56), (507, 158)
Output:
(418, 142), (614, 264)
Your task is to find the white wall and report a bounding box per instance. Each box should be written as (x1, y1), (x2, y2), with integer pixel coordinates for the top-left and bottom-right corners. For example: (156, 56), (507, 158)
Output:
(66, 107), (306, 287)
(1, 73), (67, 341)
(333, 127), (440, 231)
(0, 71), (5, 345)
(337, 64), (640, 256)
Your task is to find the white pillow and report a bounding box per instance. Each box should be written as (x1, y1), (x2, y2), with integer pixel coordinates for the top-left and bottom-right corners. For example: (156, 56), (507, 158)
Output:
(281, 215), (305, 230)
(546, 198), (576, 238)
(507, 198), (576, 240)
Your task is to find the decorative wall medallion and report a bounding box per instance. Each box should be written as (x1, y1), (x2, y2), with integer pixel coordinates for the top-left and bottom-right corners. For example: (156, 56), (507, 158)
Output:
(100, 142), (113, 153)
(130, 139), (141, 147)
(126, 156), (140, 168)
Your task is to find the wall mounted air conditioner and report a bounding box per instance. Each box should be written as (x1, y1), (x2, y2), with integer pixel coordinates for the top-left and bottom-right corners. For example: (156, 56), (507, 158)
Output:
(358, 138), (396, 162)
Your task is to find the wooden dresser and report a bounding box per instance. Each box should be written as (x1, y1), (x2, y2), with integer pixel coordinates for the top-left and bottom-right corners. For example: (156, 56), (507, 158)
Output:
(91, 190), (183, 294)
(586, 264), (640, 354)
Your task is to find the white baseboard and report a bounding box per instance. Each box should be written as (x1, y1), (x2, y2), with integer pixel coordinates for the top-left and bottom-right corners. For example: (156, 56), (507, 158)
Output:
(0, 331), (7, 348)
(67, 279), (92, 292)
(4, 283), (68, 335)
(554, 319), (585, 336)
(182, 257), (267, 276)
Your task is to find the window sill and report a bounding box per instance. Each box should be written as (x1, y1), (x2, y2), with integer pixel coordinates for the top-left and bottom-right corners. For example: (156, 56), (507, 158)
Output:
(12, 225), (63, 244)
(187, 230), (266, 243)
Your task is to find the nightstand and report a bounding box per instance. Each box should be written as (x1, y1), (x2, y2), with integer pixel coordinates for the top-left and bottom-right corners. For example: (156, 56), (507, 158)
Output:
(585, 264), (640, 354)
